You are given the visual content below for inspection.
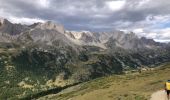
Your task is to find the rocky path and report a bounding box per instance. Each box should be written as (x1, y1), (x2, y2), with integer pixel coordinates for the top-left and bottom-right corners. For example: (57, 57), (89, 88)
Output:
(150, 90), (169, 100)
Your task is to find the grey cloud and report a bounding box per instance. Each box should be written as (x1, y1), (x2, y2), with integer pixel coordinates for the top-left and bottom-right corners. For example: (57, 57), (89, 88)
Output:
(0, 0), (170, 34)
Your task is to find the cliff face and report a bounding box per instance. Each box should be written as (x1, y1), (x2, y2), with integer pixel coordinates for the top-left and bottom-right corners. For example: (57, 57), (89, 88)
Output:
(0, 18), (29, 35)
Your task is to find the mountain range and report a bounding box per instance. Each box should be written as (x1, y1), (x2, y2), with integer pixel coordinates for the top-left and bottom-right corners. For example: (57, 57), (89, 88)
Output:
(0, 18), (170, 99)
(0, 18), (167, 50)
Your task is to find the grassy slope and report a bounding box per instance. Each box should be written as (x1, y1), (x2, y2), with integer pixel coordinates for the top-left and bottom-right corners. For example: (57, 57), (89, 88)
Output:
(39, 62), (170, 100)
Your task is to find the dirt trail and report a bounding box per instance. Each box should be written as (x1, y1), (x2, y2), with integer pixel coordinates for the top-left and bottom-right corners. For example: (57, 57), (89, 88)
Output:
(150, 90), (169, 100)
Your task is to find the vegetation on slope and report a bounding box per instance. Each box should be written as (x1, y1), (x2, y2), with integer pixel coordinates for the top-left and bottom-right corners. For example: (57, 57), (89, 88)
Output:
(38, 62), (170, 100)
(1, 45), (170, 100)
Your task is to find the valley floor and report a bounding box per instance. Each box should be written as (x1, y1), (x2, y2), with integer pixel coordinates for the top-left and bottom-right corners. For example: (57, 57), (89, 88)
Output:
(38, 62), (170, 100)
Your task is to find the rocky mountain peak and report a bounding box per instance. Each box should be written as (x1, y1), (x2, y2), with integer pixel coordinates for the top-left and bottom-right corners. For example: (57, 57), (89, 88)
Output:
(0, 18), (11, 27)
(34, 21), (65, 34)
(127, 32), (138, 39)
(0, 18), (29, 35)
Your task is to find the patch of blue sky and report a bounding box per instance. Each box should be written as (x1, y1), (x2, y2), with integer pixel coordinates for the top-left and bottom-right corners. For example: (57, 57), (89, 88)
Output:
(153, 21), (170, 29)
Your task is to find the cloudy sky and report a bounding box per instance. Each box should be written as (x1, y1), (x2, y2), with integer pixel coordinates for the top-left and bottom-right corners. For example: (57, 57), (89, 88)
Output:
(0, 0), (170, 42)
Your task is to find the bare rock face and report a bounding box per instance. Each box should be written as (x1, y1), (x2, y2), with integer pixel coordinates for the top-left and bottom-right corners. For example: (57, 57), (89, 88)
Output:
(0, 18), (29, 35)
(65, 31), (103, 48)
(33, 21), (65, 34)
(18, 28), (75, 48)
(105, 32), (162, 50)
